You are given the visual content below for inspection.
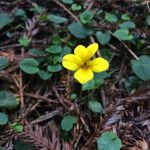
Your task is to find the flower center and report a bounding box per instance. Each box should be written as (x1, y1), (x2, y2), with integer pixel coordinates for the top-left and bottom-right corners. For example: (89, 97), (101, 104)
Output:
(81, 63), (88, 69)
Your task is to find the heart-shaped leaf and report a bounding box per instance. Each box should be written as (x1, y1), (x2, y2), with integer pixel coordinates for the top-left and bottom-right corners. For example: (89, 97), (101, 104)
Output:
(97, 131), (122, 150)
(20, 58), (39, 74)
(131, 55), (150, 81)
(61, 115), (77, 132)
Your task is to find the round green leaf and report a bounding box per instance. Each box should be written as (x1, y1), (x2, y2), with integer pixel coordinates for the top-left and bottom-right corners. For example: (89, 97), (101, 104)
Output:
(47, 64), (62, 72)
(61, 115), (77, 132)
(80, 10), (93, 24)
(71, 3), (82, 11)
(0, 112), (8, 125)
(146, 15), (150, 26)
(125, 76), (141, 93)
(38, 70), (52, 80)
(105, 13), (118, 23)
(96, 31), (111, 45)
(47, 14), (68, 24)
(45, 45), (62, 54)
(11, 123), (23, 132)
(29, 49), (46, 56)
(19, 58), (39, 74)
(0, 91), (19, 109)
(18, 36), (30, 47)
(119, 21), (135, 29)
(62, 0), (73, 4)
(0, 57), (9, 70)
(88, 100), (104, 113)
(68, 22), (92, 38)
(51, 35), (62, 44)
(0, 13), (13, 29)
(121, 13), (130, 21)
(97, 131), (122, 150)
(114, 29), (133, 40)
(70, 93), (77, 100)
(131, 55), (150, 81)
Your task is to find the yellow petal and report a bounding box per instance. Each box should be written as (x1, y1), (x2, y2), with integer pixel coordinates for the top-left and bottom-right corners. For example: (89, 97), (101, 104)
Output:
(87, 57), (109, 73)
(74, 43), (99, 62)
(86, 43), (99, 60)
(74, 45), (88, 63)
(74, 68), (93, 84)
(62, 54), (83, 71)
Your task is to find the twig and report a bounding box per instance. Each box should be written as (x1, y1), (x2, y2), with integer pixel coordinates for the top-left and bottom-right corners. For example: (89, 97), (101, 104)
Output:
(24, 93), (59, 104)
(0, 44), (20, 50)
(31, 108), (63, 124)
(110, 32), (139, 60)
(120, 41), (139, 60)
(51, 0), (80, 22)
(19, 71), (24, 109)
(52, 86), (70, 110)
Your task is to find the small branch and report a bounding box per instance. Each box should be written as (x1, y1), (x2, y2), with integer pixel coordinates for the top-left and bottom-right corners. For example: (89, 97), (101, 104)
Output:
(52, 86), (70, 110)
(120, 41), (139, 60)
(19, 71), (24, 109)
(31, 108), (63, 124)
(51, 0), (80, 22)
(24, 93), (59, 104)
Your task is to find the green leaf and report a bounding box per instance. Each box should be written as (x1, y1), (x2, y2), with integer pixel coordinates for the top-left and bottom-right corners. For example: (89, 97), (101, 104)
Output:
(62, 46), (72, 56)
(61, 115), (77, 132)
(97, 131), (122, 150)
(52, 35), (62, 44)
(101, 48), (111, 61)
(45, 45), (62, 54)
(71, 3), (82, 11)
(88, 100), (104, 113)
(121, 13), (130, 21)
(68, 22), (92, 38)
(114, 29), (133, 40)
(125, 76), (141, 93)
(96, 31), (111, 45)
(29, 49), (46, 56)
(18, 36), (30, 47)
(0, 146), (5, 150)
(47, 14), (68, 24)
(19, 58), (39, 74)
(82, 80), (97, 91)
(131, 55), (150, 81)
(0, 13), (13, 29)
(15, 9), (26, 18)
(62, 0), (73, 4)
(146, 15), (150, 26)
(0, 91), (19, 109)
(47, 64), (62, 72)
(10, 122), (23, 132)
(0, 112), (8, 125)
(70, 93), (77, 100)
(80, 10), (93, 24)
(30, 6), (43, 14)
(94, 72), (110, 80)
(105, 13), (118, 23)
(119, 21), (135, 29)
(38, 70), (52, 80)
(0, 57), (9, 70)
(14, 139), (35, 150)
(82, 72), (110, 91)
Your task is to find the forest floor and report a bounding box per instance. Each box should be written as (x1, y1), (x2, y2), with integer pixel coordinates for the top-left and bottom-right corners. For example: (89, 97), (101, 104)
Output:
(0, 0), (150, 150)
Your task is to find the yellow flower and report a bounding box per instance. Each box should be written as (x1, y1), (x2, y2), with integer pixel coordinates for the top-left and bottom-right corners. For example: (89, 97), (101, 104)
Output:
(62, 43), (109, 84)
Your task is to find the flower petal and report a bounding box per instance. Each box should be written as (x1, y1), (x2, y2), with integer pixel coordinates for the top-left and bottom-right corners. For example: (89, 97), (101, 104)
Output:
(86, 43), (99, 60)
(87, 57), (109, 72)
(74, 43), (99, 62)
(74, 68), (93, 84)
(74, 45), (87, 63)
(62, 54), (83, 71)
